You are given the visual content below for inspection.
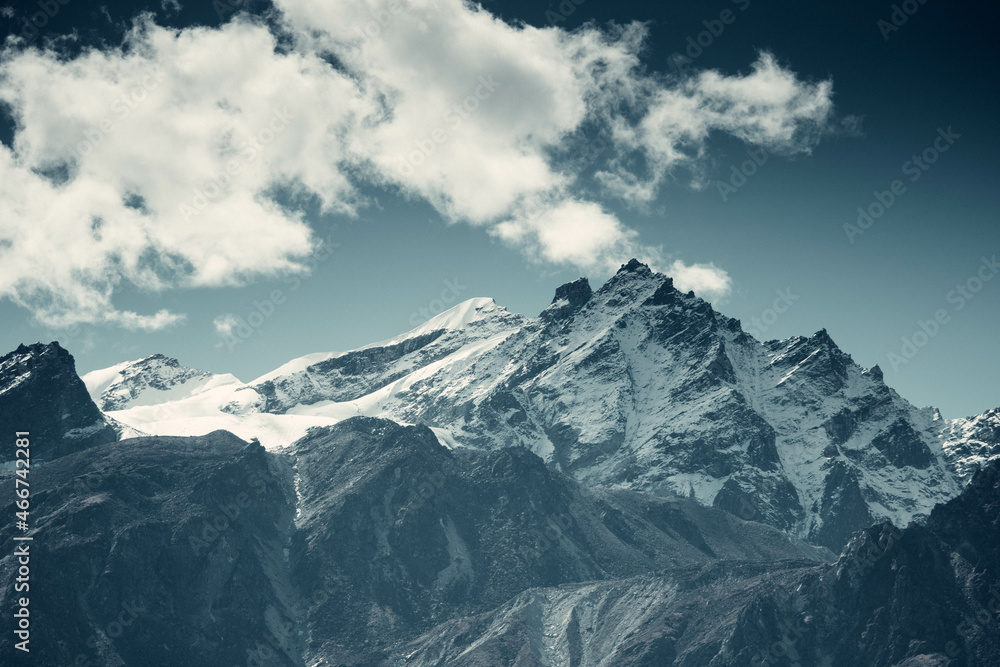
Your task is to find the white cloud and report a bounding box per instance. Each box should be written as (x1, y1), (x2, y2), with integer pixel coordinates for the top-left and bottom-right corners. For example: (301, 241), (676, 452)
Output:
(597, 52), (835, 202)
(274, 0), (829, 291)
(667, 260), (732, 302)
(0, 2), (839, 328)
(491, 198), (655, 271)
(213, 313), (241, 338)
(0, 18), (369, 328)
(276, 0), (636, 223)
(112, 309), (187, 331)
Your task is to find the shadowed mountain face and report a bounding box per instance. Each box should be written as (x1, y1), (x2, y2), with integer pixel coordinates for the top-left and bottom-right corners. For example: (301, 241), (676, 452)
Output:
(289, 418), (830, 665)
(79, 262), (1000, 552)
(395, 458), (1000, 667)
(0, 418), (829, 666)
(0, 416), (996, 666)
(0, 431), (301, 667)
(0, 342), (118, 462)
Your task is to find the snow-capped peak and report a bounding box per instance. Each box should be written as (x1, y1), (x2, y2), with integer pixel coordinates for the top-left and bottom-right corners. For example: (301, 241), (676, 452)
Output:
(81, 358), (141, 405)
(82, 354), (240, 411)
(377, 297), (503, 345)
(251, 298), (507, 385)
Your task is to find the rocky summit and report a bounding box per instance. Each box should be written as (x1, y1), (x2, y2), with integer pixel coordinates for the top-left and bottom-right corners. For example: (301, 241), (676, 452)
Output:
(0, 342), (118, 462)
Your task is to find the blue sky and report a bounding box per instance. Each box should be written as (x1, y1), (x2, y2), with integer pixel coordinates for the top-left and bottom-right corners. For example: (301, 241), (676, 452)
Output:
(0, 0), (997, 419)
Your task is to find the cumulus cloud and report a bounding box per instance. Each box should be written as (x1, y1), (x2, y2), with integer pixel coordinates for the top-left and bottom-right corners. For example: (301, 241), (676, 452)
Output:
(491, 198), (649, 270)
(0, 1), (840, 327)
(491, 199), (730, 301)
(667, 260), (732, 302)
(0, 18), (369, 328)
(276, 0), (646, 223)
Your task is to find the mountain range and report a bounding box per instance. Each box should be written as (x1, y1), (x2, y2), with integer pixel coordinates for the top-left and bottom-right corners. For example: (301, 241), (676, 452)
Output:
(72, 260), (1000, 551)
(1, 259), (999, 665)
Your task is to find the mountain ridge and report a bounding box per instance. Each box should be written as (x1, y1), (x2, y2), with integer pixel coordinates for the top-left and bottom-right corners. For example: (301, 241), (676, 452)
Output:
(0, 341), (119, 462)
(66, 260), (999, 550)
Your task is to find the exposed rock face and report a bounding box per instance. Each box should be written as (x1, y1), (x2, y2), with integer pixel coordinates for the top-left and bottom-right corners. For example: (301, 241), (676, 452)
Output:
(0, 431), (300, 667)
(943, 407), (1000, 483)
(83, 352), (240, 411)
(399, 458), (1000, 667)
(542, 276), (593, 321)
(813, 460), (876, 553)
(290, 418), (830, 665)
(255, 330), (451, 409)
(0, 342), (117, 461)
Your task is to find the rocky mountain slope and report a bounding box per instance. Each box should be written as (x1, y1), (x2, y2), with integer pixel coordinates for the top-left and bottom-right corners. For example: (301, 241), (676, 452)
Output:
(81, 261), (999, 550)
(401, 452), (1000, 666)
(0, 431), (300, 666)
(0, 418), (831, 666)
(1, 418), (996, 666)
(942, 407), (1000, 483)
(290, 418), (830, 664)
